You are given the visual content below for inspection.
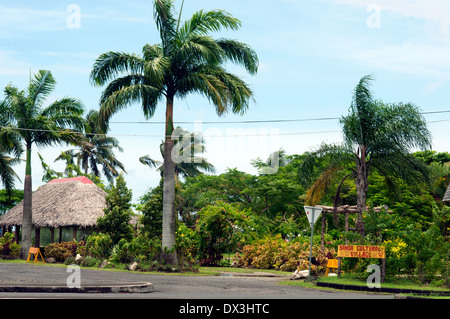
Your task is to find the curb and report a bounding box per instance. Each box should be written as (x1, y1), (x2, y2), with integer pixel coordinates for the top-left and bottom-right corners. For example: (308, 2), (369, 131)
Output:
(315, 282), (450, 296)
(0, 282), (154, 294)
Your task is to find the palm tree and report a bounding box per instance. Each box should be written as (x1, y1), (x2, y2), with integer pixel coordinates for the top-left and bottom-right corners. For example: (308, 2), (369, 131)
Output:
(0, 70), (85, 258)
(139, 126), (215, 181)
(300, 75), (432, 235)
(56, 110), (125, 183)
(90, 0), (258, 264)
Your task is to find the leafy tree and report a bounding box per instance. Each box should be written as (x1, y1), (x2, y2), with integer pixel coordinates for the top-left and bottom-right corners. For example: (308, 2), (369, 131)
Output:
(300, 75), (432, 235)
(90, 0), (258, 265)
(96, 174), (133, 245)
(0, 189), (23, 215)
(195, 201), (258, 266)
(56, 110), (125, 183)
(0, 70), (85, 258)
(137, 179), (164, 239)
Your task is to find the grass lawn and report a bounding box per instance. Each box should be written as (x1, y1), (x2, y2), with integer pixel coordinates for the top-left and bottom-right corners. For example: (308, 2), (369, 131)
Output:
(279, 272), (450, 299)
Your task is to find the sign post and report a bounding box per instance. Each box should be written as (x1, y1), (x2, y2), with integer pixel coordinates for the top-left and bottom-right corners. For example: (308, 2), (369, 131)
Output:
(304, 206), (323, 279)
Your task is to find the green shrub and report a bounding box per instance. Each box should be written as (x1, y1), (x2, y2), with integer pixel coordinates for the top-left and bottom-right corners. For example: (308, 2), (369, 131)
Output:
(0, 232), (20, 259)
(195, 201), (258, 266)
(109, 235), (160, 264)
(85, 233), (112, 259)
(81, 255), (101, 267)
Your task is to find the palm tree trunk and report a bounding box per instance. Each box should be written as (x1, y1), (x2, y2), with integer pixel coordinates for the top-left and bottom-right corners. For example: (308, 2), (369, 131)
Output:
(20, 145), (33, 259)
(162, 96), (178, 265)
(355, 158), (368, 236)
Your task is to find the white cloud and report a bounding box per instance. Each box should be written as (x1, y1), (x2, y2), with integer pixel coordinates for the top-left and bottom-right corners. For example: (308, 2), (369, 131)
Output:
(0, 6), (67, 32)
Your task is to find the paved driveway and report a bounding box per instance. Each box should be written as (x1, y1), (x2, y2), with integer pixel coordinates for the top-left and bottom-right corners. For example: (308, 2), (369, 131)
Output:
(0, 263), (393, 299)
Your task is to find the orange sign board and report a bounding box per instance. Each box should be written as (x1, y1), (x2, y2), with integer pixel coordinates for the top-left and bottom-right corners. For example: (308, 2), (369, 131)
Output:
(27, 247), (46, 263)
(327, 259), (339, 268)
(337, 245), (385, 259)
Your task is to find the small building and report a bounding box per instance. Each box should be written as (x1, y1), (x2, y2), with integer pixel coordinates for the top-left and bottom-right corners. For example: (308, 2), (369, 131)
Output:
(0, 176), (107, 246)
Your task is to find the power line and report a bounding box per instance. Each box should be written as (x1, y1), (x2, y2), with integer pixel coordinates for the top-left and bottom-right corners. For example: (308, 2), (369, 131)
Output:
(107, 110), (450, 125)
(1, 118), (448, 138)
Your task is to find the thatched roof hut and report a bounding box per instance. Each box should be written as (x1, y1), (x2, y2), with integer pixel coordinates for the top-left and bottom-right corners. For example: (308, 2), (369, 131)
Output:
(444, 184), (450, 203)
(0, 176), (107, 229)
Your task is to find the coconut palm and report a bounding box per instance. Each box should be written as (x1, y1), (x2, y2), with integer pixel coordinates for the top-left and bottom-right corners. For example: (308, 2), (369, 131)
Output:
(56, 110), (125, 183)
(300, 75), (432, 235)
(0, 70), (85, 258)
(139, 126), (215, 181)
(90, 0), (258, 264)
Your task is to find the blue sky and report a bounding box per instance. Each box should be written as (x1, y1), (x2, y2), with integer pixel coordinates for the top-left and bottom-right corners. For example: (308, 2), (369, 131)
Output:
(1, 0), (449, 201)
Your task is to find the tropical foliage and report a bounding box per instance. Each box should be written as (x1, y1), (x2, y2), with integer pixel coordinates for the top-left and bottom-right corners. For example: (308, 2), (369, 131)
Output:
(299, 75), (432, 235)
(90, 0), (258, 265)
(56, 110), (125, 183)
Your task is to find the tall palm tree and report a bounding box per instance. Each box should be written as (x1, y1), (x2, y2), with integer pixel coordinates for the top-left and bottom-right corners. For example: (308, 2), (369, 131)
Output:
(56, 110), (125, 183)
(300, 75), (432, 235)
(90, 0), (258, 264)
(139, 126), (215, 181)
(0, 70), (85, 258)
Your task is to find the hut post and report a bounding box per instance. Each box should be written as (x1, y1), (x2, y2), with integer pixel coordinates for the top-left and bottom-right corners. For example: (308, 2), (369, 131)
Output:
(50, 227), (54, 243)
(72, 227), (77, 241)
(59, 227), (63, 243)
(34, 227), (40, 248)
(321, 211), (325, 252)
(14, 225), (20, 243)
(345, 211), (349, 245)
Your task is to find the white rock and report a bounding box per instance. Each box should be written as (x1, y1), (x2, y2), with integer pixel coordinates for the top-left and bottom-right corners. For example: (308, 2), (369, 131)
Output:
(327, 273), (338, 277)
(128, 261), (138, 271)
(290, 269), (309, 280)
(75, 254), (82, 262)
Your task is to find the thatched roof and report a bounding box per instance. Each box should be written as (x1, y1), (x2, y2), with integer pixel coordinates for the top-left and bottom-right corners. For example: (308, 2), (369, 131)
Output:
(0, 177), (107, 228)
(444, 184), (450, 203)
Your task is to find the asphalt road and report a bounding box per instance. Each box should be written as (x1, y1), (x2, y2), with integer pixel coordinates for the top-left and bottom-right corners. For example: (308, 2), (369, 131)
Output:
(0, 263), (393, 300)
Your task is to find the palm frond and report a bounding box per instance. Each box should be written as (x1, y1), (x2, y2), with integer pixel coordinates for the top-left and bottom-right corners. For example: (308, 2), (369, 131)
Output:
(27, 70), (56, 108)
(177, 9), (241, 41)
(153, 0), (177, 53)
(99, 83), (162, 122)
(90, 51), (145, 86)
(216, 39), (259, 75)
(140, 155), (162, 169)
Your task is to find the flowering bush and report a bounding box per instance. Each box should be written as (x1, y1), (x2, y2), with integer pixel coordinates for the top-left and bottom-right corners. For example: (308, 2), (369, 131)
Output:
(234, 235), (336, 273)
(176, 223), (197, 267)
(0, 232), (20, 259)
(44, 241), (83, 262)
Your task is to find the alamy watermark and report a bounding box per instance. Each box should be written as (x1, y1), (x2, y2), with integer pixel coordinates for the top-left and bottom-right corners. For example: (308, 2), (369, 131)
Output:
(366, 264), (381, 288)
(170, 121), (281, 174)
(66, 264), (81, 288)
(366, 4), (381, 29)
(66, 4), (81, 29)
